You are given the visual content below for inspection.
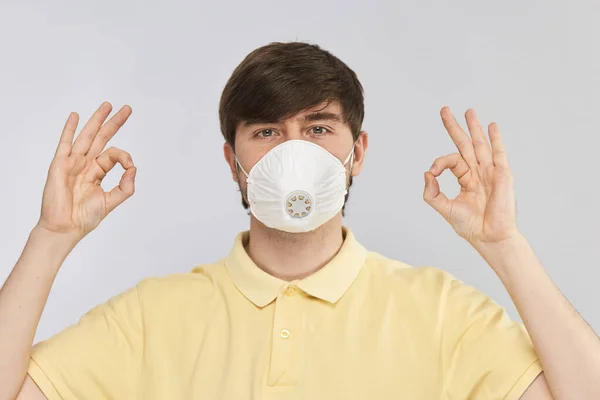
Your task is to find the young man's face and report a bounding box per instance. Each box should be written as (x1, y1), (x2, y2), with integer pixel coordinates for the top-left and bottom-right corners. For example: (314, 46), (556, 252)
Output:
(223, 101), (368, 201)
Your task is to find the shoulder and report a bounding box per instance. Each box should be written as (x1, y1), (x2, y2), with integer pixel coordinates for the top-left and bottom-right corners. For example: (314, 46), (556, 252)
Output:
(360, 251), (493, 312)
(361, 251), (507, 324)
(365, 252), (510, 321)
(363, 250), (457, 293)
(135, 260), (227, 312)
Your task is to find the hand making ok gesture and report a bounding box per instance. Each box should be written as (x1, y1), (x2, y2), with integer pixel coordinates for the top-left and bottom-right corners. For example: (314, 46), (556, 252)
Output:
(423, 107), (519, 249)
(36, 102), (136, 243)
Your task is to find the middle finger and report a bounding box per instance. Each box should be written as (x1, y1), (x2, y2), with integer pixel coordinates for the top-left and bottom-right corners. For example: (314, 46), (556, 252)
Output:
(86, 105), (133, 159)
(71, 102), (113, 155)
(440, 106), (478, 169)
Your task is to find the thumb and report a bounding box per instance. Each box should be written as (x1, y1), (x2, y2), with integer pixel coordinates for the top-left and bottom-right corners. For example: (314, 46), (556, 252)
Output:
(105, 166), (137, 214)
(423, 171), (451, 221)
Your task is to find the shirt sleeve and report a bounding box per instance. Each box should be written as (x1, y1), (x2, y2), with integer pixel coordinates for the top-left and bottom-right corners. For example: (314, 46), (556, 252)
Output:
(27, 284), (143, 400)
(440, 273), (543, 400)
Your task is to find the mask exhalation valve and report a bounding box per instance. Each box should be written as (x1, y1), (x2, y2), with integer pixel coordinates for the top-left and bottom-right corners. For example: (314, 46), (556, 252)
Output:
(285, 191), (313, 218)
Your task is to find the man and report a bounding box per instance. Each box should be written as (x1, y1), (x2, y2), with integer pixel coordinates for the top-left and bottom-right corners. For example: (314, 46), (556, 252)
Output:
(0, 42), (598, 399)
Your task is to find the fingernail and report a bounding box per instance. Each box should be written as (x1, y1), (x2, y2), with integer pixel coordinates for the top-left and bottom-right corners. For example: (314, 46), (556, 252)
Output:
(132, 167), (137, 178)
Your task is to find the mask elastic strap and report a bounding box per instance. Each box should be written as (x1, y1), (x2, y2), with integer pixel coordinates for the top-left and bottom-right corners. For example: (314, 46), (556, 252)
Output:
(342, 142), (357, 170)
(235, 156), (250, 179)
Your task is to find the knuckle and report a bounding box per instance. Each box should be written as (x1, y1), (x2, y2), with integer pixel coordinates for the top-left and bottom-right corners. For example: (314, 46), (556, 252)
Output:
(122, 152), (133, 164)
(456, 139), (468, 149)
(109, 114), (125, 127)
(433, 155), (444, 164)
(123, 185), (135, 197)
(106, 118), (119, 127)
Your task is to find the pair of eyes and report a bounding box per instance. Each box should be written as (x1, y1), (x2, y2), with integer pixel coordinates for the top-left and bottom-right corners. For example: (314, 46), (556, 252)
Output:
(255, 126), (330, 139)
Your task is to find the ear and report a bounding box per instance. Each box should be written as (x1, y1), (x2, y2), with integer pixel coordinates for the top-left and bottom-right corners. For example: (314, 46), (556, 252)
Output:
(350, 131), (369, 177)
(223, 142), (239, 183)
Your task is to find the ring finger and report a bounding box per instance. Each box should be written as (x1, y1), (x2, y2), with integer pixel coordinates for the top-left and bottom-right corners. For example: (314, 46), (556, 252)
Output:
(71, 102), (113, 155)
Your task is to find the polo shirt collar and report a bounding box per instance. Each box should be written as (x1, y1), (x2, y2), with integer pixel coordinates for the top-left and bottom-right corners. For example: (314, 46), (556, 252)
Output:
(225, 227), (367, 308)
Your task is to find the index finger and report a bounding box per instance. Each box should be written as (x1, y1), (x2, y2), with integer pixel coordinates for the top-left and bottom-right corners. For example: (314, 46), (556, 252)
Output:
(94, 147), (134, 179)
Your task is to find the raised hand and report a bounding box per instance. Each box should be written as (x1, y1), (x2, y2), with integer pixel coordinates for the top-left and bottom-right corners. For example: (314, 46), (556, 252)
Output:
(423, 106), (519, 248)
(36, 102), (136, 242)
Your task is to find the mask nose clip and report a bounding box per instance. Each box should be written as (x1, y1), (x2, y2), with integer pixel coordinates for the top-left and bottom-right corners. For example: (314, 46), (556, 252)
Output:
(285, 190), (313, 218)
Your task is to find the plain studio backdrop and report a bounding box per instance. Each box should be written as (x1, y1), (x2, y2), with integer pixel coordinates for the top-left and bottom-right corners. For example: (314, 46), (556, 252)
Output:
(0, 0), (598, 344)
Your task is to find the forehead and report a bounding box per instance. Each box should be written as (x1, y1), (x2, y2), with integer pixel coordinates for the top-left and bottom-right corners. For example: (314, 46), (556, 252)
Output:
(289, 101), (343, 120)
(238, 100), (346, 130)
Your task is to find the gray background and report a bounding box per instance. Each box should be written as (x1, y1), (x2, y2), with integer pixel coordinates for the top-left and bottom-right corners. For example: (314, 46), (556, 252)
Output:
(0, 0), (598, 344)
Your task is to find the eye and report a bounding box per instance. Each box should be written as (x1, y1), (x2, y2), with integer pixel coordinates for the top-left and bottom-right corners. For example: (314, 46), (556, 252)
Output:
(256, 129), (276, 139)
(310, 126), (329, 135)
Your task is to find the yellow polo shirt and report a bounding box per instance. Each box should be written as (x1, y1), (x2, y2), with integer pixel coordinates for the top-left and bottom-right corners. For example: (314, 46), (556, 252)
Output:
(28, 227), (542, 399)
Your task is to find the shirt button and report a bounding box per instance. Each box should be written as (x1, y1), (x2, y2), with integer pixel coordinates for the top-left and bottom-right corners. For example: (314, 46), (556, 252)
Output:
(284, 286), (297, 296)
(280, 329), (291, 339)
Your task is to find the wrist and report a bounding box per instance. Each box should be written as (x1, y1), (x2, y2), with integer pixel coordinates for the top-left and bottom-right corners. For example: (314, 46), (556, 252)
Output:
(29, 225), (80, 262)
(473, 233), (533, 275)
(473, 231), (527, 252)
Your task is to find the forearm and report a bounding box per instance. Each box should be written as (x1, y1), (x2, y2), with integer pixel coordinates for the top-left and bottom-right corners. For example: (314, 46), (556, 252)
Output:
(478, 235), (600, 400)
(0, 226), (76, 400)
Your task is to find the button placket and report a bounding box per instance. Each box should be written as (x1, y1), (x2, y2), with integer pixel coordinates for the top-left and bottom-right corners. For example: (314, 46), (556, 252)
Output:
(267, 286), (302, 387)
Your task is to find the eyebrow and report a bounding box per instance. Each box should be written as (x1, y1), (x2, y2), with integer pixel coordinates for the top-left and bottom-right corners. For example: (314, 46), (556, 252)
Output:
(241, 111), (343, 128)
(301, 112), (342, 123)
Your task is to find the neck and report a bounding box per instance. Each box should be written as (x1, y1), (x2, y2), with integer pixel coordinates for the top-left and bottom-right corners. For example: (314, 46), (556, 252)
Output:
(245, 214), (345, 281)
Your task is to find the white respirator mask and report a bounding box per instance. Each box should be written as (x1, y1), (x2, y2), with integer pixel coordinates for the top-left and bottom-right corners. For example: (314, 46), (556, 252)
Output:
(236, 140), (355, 233)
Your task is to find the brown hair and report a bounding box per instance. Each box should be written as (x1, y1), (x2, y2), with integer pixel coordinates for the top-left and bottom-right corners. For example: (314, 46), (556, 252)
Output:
(219, 41), (365, 213)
